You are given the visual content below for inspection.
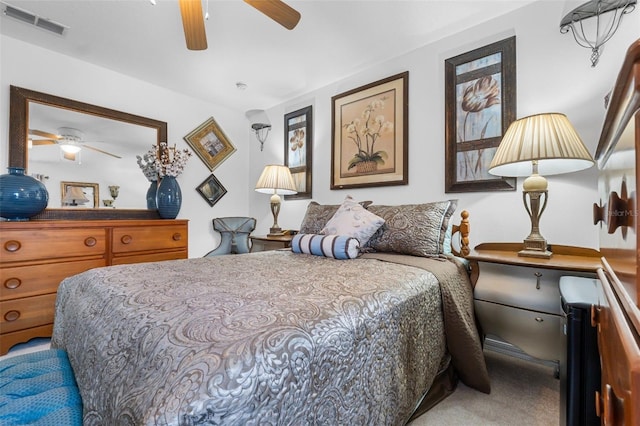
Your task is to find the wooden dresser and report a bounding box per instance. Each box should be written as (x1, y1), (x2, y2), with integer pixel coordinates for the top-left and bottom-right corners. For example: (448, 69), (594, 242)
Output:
(0, 219), (188, 355)
(592, 39), (640, 425)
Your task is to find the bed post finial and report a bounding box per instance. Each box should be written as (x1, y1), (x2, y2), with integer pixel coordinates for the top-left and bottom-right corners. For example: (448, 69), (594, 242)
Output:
(452, 210), (470, 257)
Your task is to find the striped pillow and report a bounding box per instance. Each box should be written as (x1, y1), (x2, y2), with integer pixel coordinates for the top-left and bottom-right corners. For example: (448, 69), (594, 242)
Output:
(291, 234), (360, 259)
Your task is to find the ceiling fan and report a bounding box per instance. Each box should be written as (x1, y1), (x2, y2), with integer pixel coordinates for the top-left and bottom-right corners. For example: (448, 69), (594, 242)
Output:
(179, 0), (301, 50)
(29, 127), (122, 159)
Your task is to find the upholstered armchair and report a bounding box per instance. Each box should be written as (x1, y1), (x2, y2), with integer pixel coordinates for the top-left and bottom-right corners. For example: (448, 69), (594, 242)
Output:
(204, 217), (257, 257)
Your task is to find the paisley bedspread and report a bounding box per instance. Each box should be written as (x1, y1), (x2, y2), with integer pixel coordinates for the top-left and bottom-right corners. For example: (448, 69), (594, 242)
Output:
(51, 250), (486, 425)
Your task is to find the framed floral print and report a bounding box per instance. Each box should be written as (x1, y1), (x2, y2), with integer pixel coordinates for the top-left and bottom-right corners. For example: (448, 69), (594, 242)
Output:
(184, 117), (236, 171)
(444, 36), (517, 193)
(284, 106), (312, 199)
(196, 174), (227, 207)
(331, 72), (409, 189)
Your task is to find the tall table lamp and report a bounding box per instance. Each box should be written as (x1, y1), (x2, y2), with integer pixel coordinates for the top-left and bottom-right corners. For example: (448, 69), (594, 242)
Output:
(255, 165), (297, 236)
(488, 113), (595, 258)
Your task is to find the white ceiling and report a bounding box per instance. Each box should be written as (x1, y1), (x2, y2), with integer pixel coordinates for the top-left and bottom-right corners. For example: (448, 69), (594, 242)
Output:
(1, 0), (539, 113)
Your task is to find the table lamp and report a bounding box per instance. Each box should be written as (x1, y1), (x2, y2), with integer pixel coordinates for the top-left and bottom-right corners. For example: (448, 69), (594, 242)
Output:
(489, 113), (595, 258)
(62, 186), (89, 206)
(255, 165), (297, 236)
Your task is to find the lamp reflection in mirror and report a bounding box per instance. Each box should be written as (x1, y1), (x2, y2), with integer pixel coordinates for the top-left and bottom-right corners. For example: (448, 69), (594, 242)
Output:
(62, 186), (89, 206)
(488, 113), (595, 258)
(255, 165), (297, 236)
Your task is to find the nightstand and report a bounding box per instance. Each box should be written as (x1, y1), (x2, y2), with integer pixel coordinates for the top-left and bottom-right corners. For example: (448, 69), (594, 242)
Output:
(250, 234), (295, 252)
(467, 243), (601, 363)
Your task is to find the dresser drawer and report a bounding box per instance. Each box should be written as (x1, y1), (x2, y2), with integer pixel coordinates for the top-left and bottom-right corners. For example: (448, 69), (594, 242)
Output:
(0, 293), (57, 334)
(1, 258), (106, 301)
(474, 262), (564, 315)
(1, 228), (107, 263)
(112, 225), (187, 254)
(475, 300), (562, 361)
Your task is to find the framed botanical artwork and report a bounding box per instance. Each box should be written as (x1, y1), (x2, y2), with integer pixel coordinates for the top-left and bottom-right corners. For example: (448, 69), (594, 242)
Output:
(61, 181), (99, 208)
(284, 105), (312, 199)
(184, 117), (236, 171)
(196, 174), (227, 207)
(331, 72), (409, 189)
(444, 36), (517, 193)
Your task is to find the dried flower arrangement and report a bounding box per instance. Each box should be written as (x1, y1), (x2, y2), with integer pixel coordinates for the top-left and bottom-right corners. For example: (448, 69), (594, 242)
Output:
(137, 142), (192, 180)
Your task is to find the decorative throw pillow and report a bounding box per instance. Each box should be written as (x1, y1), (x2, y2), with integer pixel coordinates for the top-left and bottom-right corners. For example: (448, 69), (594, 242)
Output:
(366, 200), (458, 257)
(299, 200), (373, 234)
(291, 234), (360, 259)
(321, 196), (385, 246)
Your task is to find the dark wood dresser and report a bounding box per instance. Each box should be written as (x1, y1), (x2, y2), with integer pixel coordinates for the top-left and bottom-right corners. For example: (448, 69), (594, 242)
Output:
(0, 219), (188, 355)
(592, 39), (640, 425)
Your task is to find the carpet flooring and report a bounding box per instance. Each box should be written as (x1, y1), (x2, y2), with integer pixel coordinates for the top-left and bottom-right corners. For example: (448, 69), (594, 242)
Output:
(411, 349), (559, 425)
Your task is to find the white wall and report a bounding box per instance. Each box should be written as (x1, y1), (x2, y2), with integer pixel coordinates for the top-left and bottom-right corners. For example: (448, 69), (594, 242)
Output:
(250, 1), (640, 251)
(1, 35), (251, 257)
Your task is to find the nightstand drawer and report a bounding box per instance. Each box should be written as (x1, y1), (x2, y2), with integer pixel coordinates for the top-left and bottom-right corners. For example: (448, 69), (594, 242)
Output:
(474, 262), (563, 315)
(475, 300), (562, 361)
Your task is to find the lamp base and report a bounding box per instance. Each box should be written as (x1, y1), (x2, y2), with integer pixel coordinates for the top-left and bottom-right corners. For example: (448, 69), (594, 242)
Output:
(268, 226), (284, 237)
(518, 237), (552, 259)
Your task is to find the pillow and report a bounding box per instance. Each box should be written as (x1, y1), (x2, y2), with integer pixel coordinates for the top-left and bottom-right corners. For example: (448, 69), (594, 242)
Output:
(443, 219), (454, 255)
(366, 200), (458, 257)
(291, 234), (360, 259)
(320, 196), (385, 246)
(299, 199), (373, 234)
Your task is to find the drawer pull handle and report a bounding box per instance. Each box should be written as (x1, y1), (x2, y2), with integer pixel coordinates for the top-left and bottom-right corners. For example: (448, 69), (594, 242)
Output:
(534, 272), (542, 290)
(4, 278), (21, 289)
(535, 317), (543, 322)
(84, 237), (97, 247)
(4, 310), (20, 322)
(172, 233), (182, 241)
(121, 235), (133, 244)
(4, 240), (21, 252)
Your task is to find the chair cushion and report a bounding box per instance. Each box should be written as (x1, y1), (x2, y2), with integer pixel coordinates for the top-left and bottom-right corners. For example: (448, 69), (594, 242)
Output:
(0, 349), (82, 426)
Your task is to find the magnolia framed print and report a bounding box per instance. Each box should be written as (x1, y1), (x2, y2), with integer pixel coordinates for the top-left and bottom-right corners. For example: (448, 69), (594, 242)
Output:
(61, 181), (99, 208)
(184, 117), (236, 171)
(331, 72), (409, 189)
(196, 174), (227, 207)
(444, 36), (517, 193)
(284, 105), (312, 199)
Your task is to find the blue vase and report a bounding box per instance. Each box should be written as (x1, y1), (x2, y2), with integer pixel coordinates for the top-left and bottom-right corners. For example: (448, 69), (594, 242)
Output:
(0, 167), (49, 221)
(156, 176), (181, 219)
(146, 180), (158, 210)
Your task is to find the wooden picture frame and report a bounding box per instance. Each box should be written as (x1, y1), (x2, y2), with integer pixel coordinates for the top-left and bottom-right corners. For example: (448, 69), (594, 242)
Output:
(196, 174), (227, 207)
(284, 106), (312, 199)
(61, 181), (99, 208)
(331, 72), (409, 190)
(445, 36), (517, 193)
(184, 117), (236, 171)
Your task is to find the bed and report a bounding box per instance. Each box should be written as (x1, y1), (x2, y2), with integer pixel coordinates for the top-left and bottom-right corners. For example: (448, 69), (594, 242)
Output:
(51, 199), (490, 425)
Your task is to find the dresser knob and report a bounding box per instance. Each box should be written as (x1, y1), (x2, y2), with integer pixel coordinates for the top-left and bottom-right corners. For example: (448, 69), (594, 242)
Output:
(84, 237), (97, 247)
(4, 240), (21, 252)
(172, 233), (182, 241)
(4, 278), (21, 289)
(534, 272), (542, 290)
(4, 310), (20, 322)
(121, 235), (133, 244)
(534, 317), (543, 322)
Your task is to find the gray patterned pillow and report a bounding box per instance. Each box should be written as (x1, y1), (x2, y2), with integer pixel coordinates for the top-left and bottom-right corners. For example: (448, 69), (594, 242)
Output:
(321, 197), (385, 245)
(366, 200), (458, 257)
(299, 200), (373, 234)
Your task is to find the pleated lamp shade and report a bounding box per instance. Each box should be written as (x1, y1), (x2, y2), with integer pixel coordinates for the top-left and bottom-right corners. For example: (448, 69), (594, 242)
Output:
(489, 113), (594, 177)
(255, 165), (297, 195)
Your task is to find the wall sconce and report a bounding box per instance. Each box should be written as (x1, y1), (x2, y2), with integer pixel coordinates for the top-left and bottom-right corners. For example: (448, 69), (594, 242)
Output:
(560, 0), (636, 67)
(246, 109), (272, 151)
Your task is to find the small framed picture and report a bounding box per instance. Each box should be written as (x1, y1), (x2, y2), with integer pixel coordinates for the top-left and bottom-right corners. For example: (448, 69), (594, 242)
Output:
(184, 117), (236, 171)
(61, 181), (99, 208)
(284, 105), (312, 199)
(196, 174), (227, 207)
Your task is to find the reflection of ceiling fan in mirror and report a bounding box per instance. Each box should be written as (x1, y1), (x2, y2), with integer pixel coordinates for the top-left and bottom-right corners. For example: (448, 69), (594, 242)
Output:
(29, 127), (122, 160)
(179, 0), (301, 50)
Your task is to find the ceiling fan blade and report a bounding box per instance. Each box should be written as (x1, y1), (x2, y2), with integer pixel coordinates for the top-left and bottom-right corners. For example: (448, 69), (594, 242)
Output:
(31, 139), (57, 146)
(244, 0), (300, 30)
(30, 129), (61, 139)
(179, 0), (207, 50)
(83, 145), (122, 159)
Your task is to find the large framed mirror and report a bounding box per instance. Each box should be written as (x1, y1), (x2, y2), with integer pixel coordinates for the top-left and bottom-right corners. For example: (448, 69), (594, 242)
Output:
(9, 85), (167, 219)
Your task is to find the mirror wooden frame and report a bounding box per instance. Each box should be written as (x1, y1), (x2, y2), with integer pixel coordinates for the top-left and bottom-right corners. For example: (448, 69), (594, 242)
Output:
(8, 85), (167, 220)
